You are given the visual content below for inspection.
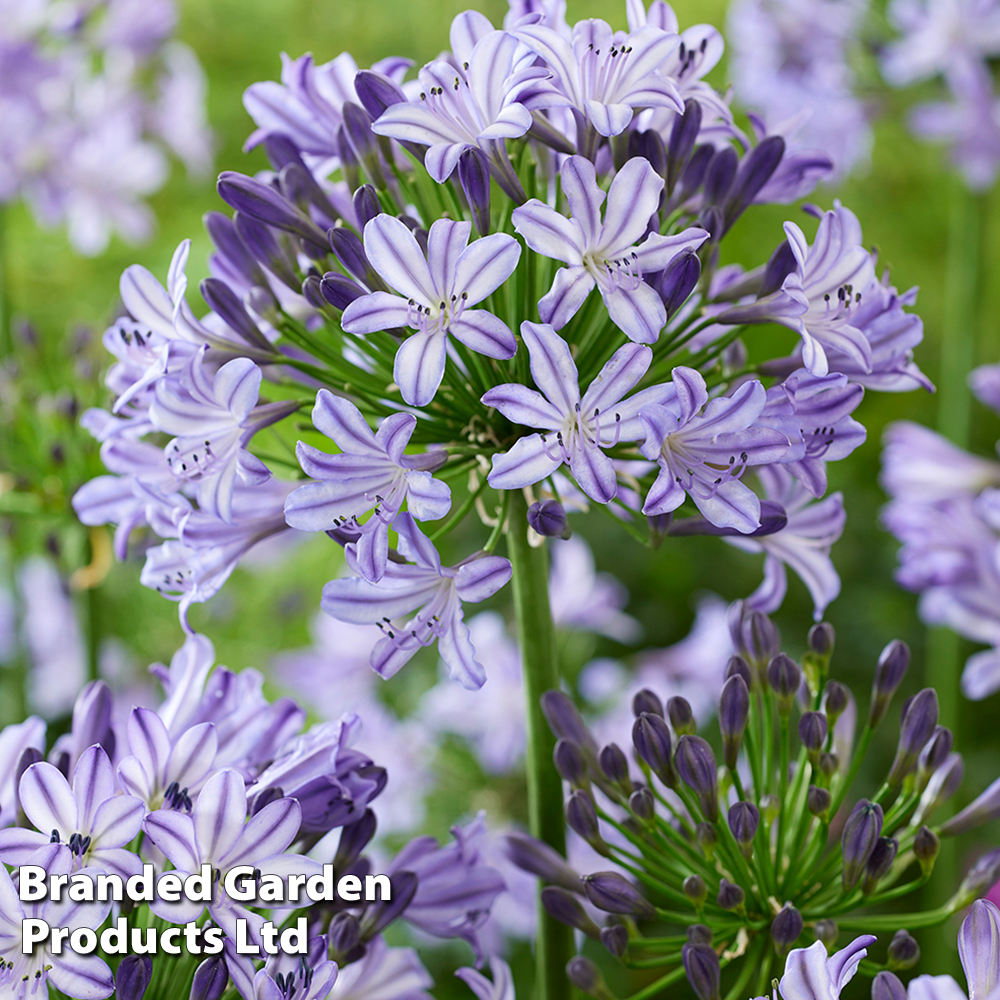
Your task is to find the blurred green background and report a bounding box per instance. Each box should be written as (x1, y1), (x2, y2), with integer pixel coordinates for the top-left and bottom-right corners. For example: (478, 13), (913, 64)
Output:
(2, 0), (999, 993)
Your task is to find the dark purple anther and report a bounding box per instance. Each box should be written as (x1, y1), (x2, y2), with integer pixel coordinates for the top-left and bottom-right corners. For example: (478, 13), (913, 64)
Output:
(675, 735), (719, 822)
(657, 248), (701, 320)
(353, 185), (382, 230)
(862, 836), (899, 894)
(870, 640), (911, 727)
(841, 800), (884, 890)
(824, 681), (850, 725)
(542, 886), (600, 936)
(807, 785), (832, 819)
(771, 904), (804, 956)
(667, 99), (703, 189)
(632, 689), (664, 719)
(566, 790), (606, 853)
(200, 277), (272, 352)
(889, 688), (939, 785)
(758, 238), (798, 296)
(334, 809), (377, 871)
(716, 878), (745, 912)
(218, 171), (328, 248)
(542, 691), (597, 753)
(527, 499), (569, 538)
(873, 972), (907, 1000)
(116, 956), (152, 1000)
(582, 872), (656, 920)
(767, 654), (802, 714)
(683, 875), (707, 908)
(682, 942), (721, 1000)
(629, 787), (655, 822)
(601, 923), (629, 959)
(633, 713), (675, 788)
(722, 674), (750, 766)
(887, 930), (920, 970)
(668, 697), (696, 736)
(723, 134), (784, 231)
(189, 957), (227, 1000)
(553, 738), (588, 787)
(330, 912), (362, 957)
(502, 832), (581, 893)
(728, 801), (759, 851)
(458, 148), (492, 236)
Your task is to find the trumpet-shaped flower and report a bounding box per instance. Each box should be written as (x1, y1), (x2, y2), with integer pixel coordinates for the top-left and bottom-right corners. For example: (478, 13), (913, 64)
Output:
(341, 217), (521, 406)
(768, 935), (875, 1000)
(320, 514), (512, 690)
(512, 156), (708, 342)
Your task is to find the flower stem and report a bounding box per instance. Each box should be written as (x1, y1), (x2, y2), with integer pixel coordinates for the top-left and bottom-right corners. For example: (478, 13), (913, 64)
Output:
(505, 491), (573, 1000)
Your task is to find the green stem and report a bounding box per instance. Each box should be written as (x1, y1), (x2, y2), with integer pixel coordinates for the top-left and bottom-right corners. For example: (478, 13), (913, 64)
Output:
(505, 491), (572, 1000)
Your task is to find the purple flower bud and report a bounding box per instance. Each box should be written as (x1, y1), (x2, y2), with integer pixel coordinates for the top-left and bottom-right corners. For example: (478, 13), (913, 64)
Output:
(758, 238), (798, 297)
(553, 738), (588, 787)
(688, 924), (713, 945)
(704, 146), (738, 206)
(798, 712), (828, 753)
(807, 785), (832, 818)
(542, 886), (600, 936)
(841, 800), (884, 890)
(957, 899), (1000, 999)
(503, 832), (581, 893)
(716, 878), (745, 912)
(728, 802), (759, 849)
(329, 226), (377, 286)
(814, 919), (839, 948)
(458, 148), (492, 237)
(320, 272), (365, 311)
(527, 499), (569, 538)
(819, 752), (840, 778)
(354, 69), (407, 120)
(667, 503), (789, 539)
(189, 957), (227, 1000)
(278, 162), (339, 224)
(334, 810), (377, 871)
(15, 747), (44, 814)
(725, 656), (752, 687)
(262, 133), (305, 171)
(668, 697), (696, 736)
(697, 204), (724, 241)
(330, 912), (362, 957)
(957, 848), (1000, 903)
(683, 875), (707, 908)
(940, 773), (1000, 837)
(657, 249), (701, 320)
(353, 185), (382, 230)
(885, 929), (919, 970)
(682, 941), (721, 1000)
(69, 681), (116, 759)
(199, 277), (272, 352)
(566, 956), (606, 997)
(678, 144), (713, 198)
(204, 210), (267, 288)
(542, 691), (597, 754)
(824, 681), (850, 724)
(667, 99), (703, 188)
(723, 135), (784, 231)
(633, 713), (675, 787)
(234, 212), (300, 289)
(863, 836), (898, 894)
(629, 787), (655, 822)
(218, 171), (328, 248)
(566, 790), (606, 853)
(771, 904), (804, 956)
(809, 622), (836, 657)
(363, 870), (418, 936)
(343, 102), (386, 188)
(917, 752), (964, 823)
(632, 689), (664, 719)
(301, 274), (327, 310)
(915, 726), (953, 792)
(719, 675), (750, 770)
(914, 826), (940, 876)
(116, 956), (152, 1000)
(675, 735), (719, 821)
(873, 972), (907, 1000)
(336, 124), (361, 190)
(729, 605), (780, 666)
(601, 924), (629, 959)
(582, 872), (656, 921)
(870, 640), (910, 726)
(696, 822), (718, 857)
(767, 654), (802, 713)
(636, 129), (666, 177)
(889, 688), (938, 785)
(599, 743), (631, 793)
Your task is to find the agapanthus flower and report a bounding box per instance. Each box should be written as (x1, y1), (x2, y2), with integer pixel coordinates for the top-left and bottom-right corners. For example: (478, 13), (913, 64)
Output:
(765, 935), (876, 1000)
(456, 957), (515, 1000)
(511, 156), (707, 342)
(0, 716), (46, 827)
(327, 937), (433, 1000)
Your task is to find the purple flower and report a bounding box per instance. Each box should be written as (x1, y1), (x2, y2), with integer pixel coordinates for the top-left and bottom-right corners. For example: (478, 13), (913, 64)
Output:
(638, 366), (792, 532)
(484, 321), (674, 501)
(0, 716), (46, 827)
(341, 217), (521, 406)
(144, 768), (320, 943)
(0, 746), (144, 879)
(285, 390), (451, 582)
(726, 465), (845, 621)
(511, 156), (707, 342)
(970, 361), (1000, 415)
(777, 935), (876, 1000)
(320, 514), (512, 689)
(388, 812), (506, 963)
(958, 898), (1000, 1000)
(247, 936), (338, 1000)
(457, 958), (515, 1000)
(326, 937), (433, 1000)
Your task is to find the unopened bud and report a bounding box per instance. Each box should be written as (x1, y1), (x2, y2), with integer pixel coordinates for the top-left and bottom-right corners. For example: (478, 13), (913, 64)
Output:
(583, 872), (656, 920)
(808, 622), (835, 657)
(819, 752), (840, 778)
(807, 785), (832, 819)
(696, 822), (718, 858)
(719, 675), (750, 769)
(728, 801), (759, 855)
(601, 923), (629, 959)
(870, 640), (910, 726)
(503, 832), (581, 892)
(717, 878), (745, 913)
(725, 655), (753, 687)
(913, 826), (940, 877)
(330, 912), (362, 957)
(767, 654), (802, 713)
(675, 735), (719, 821)
(889, 688), (939, 785)
(862, 836), (898, 895)
(633, 713), (676, 788)
(599, 743), (632, 793)
(682, 942), (721, 1000)
(683, 875), (707, 909)
(823, 681), (850, 725)
(542, 886), (600, 936)
(915, 726), (953, 793)
(566, 956), (609, 998)
(629, 786), (655, 822)
(553, 738), (588, 787)
(528, 499), (570, 539)
(841, 800), (884, 891)
(668, 696), (696, 735)
(872, 972), (907, 1000)
(813, 919), (838, 948)
(632, 689), (664, 718)
(952, 848), (1000, 908)
(687, 924), (713, 945)
(915, 753), (964, 825)
(567, 790), (608, 854)
(771, 905), (804, 957)
(189, 957), (227, 1000)
(940, 773), (1000, 837)
(117, 956), (152, 1000)
(886, 929), (920, 970)
(542, 691), (597, 753)
(798, 712), (828, 762)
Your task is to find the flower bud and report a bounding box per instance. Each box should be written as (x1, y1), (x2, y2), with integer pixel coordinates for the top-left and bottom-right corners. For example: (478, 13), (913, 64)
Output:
(658, 249), (702, 320)
(808, 622), (835, 657)
(915, 726), (953, 792)
(869, 640), (910, 726)
(668, 696), (696, 735)
(913, 826), (940, 877)
(733, 607), (780, 666)
(819, 752), (840, 779)
(914, 752), (964, 825)
(629, 787), (655, 822)
(862, 836), (898, 895)
(888, 688), (938, 785)
(599, 743), (632, 794)
(218, 171), (328, 247)
(841, 800), (884, 891)
(719, 675), (750, 769)
(682, 942), (721, 1000)
(823, 681), (850, 725)
(725, 655), (753, 687)
(723, 134), (785, 231)
(704, 146), (738, 206)
(633, 689), (664, 719)
(541, 886), (600, 937)
(952, 848), (1000, 908)
(601, 923), (629, 959)
(798, 711), (828, 762)
(683, 875), (707, 909)
(566, 956), (609, 998)
(803, 623), (835, 695)
(189, 957), (227, 1000)
(696, 821), (719, 858)
(363, 870), (418, 936)
(873, 973), (907, 1000)
(583, 872), (656, 920)
(940, 773), (1000, 837)
(235, 211), (299, 290)
(675, 735), (719, 821)
(458, 147), (491, 236)
(566, 790), (608, 854)
(553, 738), (588, 787)
(203, 210), (268, 288)
(807, 785), (832, 819)
(354, 70), (407, 120)
(771, 904), (804, 957)
(330, 912), (362, 957)
(957, 899), (1000, 999)
(117, 956), (152, 1000)
(767, 654), (802, 713)
(542, 691), (597, 753)
(334, 810), (377, 872)
(728, 802), (759, 856)
(633, 713), (675, 787)
(688, 924), (713, 945)
(813, 919), (838, 949)
(884, 929), (920, 971)
(320, 272), (365, 310)
(667, 99), (703, 187)
(503, 832), (581, 893)
(717, 878), (745, 913)
(528, 499), (570, 538)
(352, 185), (382, 230)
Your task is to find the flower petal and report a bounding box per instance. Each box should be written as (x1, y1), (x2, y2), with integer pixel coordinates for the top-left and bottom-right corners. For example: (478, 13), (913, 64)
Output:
(20, 762), (78, 840)
(512, 200), (586, 264)
(521, 322), (580, 413)
(539, 266), (594, 330)
(453, 233), (522, 306)
(603, 281), (666, 344)
(449, 310), (517, 359)
(143, 809), (200, 872)
(363, 215), (436, 302)
(394, 331), (448, 407)
(341, 291), (413, 334)
(481, 384), (563, 430)
(454, 556), (512, 603)
(488, 434), (563, 490)
(599, 157), (665, 254)
(194, 769), (248, 862)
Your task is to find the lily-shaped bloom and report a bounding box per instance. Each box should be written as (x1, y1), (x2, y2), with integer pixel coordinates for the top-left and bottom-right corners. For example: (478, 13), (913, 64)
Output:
(252, 936), (339, 1000)
(144, 768), (321, 943)
(484, 321), (674, 501)
(341, 216), (521, 406)
(719, 204), (876, 377)
(0, 746), (144, 879)
(457, 958), (515, 1000)
(320, 514), (512, 689)
(285, 390), (451, 582)
(0, 716), (46, 829)
(327, 937), (433, 1000)
(150, 346), (296, 522)
(639, 366), (792, 532)
(762, 935), (875, 1000)
(0, 844), (113, 999)
(514, 17), (684, 138)
(726, 465), (846, 621)
(117, 707), (218, 812)
(512, 157), (707, 342)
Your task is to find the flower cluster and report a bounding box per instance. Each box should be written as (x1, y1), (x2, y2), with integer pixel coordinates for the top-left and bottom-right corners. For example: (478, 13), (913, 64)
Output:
(0, 631), (506, 1000)
(507, 606), (1000, 998)
(0, 0), (212, 254)
(73, 0), (930, 693)
(881, 361), (1000, 699)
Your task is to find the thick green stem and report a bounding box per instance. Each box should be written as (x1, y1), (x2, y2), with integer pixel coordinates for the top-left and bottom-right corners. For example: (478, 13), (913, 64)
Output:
(505, 491), (573, 1000)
